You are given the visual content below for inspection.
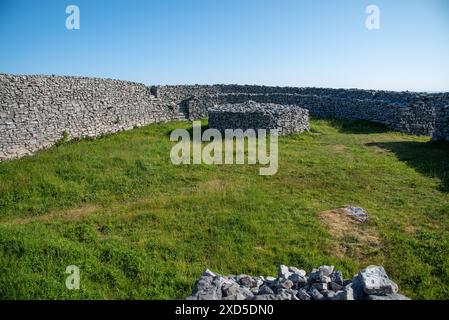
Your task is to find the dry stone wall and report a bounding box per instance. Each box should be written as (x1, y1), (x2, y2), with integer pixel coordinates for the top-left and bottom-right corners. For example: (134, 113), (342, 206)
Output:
(208, 101), (309, 135)
(155, 85), (449, 135)
(156, 84), (447, 137)
(184, 91), (441, 136)
(1, 74), (448, 161)
(433, 103), (449, 142)
(0, 74), (178, 160)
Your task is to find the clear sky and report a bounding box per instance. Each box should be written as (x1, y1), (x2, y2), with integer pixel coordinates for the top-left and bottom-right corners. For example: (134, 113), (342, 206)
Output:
(0, 0), (448, 91)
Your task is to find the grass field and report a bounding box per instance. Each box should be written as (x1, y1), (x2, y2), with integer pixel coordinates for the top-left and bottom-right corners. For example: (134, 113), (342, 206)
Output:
(0, 119), (448, 299)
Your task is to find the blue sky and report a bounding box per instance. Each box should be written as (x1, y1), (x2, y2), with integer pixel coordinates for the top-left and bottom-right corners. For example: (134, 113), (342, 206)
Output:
(0, 0), (448, 91)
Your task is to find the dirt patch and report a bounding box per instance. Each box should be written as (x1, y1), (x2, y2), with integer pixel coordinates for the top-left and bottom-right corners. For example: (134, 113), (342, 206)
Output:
(403, 223), (417, 235)
(197, 179), (228, 193)
(330, 144), (354, 160)
(333, 144), (348, 153)
(3, 205), (99, 226)
(402, 217), (418, 235)
(319, 208), (382, 259)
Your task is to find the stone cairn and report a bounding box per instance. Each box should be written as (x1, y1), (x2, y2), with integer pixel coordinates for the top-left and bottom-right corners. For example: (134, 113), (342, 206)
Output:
(186, 265), (409, 300)
(208, 101), (310, 136)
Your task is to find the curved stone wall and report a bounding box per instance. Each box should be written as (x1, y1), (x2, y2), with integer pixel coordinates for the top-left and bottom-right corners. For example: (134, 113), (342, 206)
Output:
(184, 92), (438, 136)
(0, 74), (448, 160)
(156, 85), (447, 137)
(0, 74), (178, 160)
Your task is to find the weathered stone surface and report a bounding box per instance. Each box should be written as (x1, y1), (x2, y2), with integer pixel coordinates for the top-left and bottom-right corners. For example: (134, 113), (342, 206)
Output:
(312, 283), (328, 291)
(0, 74), (178, 160)
(186, 265), (409, 301)
(296, 289), (312, 300)
(258, 285), (274, 295)
(278, 279), (294, 290)
(342, 285), (355, 300)
(251, 294), (280, 301)
(350, 273), (367, 300)
(237, 275), (257, 288)
(308, 266), (334, 284)
(289, 267), (307, 277)
(288, 273), (308, 287)
(208, 101), (310, 136)
(343, 206), (368, 223)
(187, 274), (221, 300)
(433, 105), (449, 142)
(330, 270), (344, 286)
(278, 265), (291, 279)
(358, 266), (399, 296)
(366, 293), (410, 300)
(330, 282), (343, 291)
(309, 287), (324, 300)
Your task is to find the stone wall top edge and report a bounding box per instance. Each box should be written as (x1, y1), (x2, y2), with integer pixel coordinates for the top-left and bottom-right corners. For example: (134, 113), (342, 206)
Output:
(1, 73), (448, 97)
(0, 72), (149, 88)
(154, 83), (448, 96)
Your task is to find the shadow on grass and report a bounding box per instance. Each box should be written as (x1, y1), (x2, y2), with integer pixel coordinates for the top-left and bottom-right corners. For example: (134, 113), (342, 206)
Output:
(366, 140), (449, 192)
(328, 119), (391, 134)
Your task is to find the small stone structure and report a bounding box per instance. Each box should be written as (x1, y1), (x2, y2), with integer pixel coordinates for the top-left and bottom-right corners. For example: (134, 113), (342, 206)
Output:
(186, 265), (409, 301)
(208, 101), (309, 135)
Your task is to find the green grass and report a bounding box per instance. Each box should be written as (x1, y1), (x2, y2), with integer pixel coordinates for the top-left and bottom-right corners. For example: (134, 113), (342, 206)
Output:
(0, 119), (448, 299)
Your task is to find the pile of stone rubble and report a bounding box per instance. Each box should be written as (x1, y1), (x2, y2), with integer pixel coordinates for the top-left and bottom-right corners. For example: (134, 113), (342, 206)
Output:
(186, 265), (409, 300)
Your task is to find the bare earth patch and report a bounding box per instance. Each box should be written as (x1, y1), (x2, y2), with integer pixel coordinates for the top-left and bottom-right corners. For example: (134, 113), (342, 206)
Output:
(329, 144), (354, 160)
(333, 144), (347, 153)
(402, 217), (418, 235)
(319, 208), (382, 259)
(197, 179), (229, 193)
(3, 205), (99, 226)
(254, 245), (266, 252)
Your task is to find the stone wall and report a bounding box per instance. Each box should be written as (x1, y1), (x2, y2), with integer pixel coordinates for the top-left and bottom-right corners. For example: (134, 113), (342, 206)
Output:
(156, 84), (439, 102)
(154, 84), (449, 137)
(1, 74), (448, 161)
(184, 91), (441, 136)
(156, 85), (446, 128)
(0, 74), (178, 160)
(434, 105), (449, 142)
(429, 94), (449, 142)
(208, 101), (309, 135)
